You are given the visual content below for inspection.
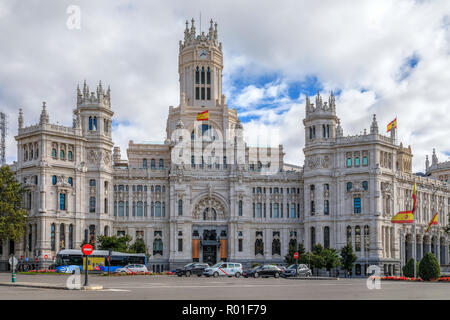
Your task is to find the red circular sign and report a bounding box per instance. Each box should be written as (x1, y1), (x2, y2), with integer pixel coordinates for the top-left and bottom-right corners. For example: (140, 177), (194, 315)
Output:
(44, 254), (48, 259)
(82, 244), (94, 256)
(293, 252), (299, 260)
(35, 258), (39, 263)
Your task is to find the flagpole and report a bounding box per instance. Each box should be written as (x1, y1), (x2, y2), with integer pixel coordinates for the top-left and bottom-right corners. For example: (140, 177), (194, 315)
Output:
(414, 210), (416, 279)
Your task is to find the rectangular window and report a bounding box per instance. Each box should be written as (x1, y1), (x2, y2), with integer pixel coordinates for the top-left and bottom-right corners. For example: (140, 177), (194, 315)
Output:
(207, 87), (211, 100)
(354, 197), (361, 214)
(324, 200), (329, 215)
(238, 239), (243, 252)
(178, 239), (183, 252)
(195, 87), (200, 100)
(257, 203), (262, 218)
(311, 201), (315, 215)
(346, 158), (352, 167)
(253, 203), (255, 218)
(201, 87), (205, 100)
(59, 193), (66, 211)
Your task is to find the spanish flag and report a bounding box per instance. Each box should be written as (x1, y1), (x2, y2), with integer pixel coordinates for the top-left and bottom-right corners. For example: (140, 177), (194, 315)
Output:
(392, 183), (416, 224)
(387, 118), (397, 132)
(197, 110), (209, 121)
(425, 212), (438, 233)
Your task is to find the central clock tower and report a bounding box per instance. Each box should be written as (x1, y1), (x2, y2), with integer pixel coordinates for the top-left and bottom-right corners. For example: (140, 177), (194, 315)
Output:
(178, 18), (223, 108)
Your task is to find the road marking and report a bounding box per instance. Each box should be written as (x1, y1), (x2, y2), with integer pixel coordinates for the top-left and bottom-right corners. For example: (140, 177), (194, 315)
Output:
(102, 289), (131, 292)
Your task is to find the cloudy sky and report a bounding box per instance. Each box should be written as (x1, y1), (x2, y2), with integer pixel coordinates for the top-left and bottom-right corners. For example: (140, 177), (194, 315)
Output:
(1, 0), (449, 171)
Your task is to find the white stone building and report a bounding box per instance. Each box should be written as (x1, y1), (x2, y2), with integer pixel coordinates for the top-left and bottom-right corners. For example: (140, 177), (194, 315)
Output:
(3, 19), (449, 275)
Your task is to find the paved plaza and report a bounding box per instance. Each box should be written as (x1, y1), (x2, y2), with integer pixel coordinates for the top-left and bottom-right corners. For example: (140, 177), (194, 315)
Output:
(0, 273), (448, 300)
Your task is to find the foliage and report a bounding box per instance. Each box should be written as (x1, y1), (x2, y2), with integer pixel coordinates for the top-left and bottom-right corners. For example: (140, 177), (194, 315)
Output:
(418, 253), (441, 281)
(322, 248), (341, 274)
(0, 166), (28, 242)
(340, 244), (357, 276)
(97, 235), (133, 252)
(285, 242), (308, 265)
(402, 258), (420, 278)
(128, 238), (148, 254)
(284, 243), (298, 265)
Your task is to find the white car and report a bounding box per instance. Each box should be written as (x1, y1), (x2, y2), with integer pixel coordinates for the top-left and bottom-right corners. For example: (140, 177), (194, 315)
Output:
(203, 262), (243, 278)
(115, 264), (148, 274)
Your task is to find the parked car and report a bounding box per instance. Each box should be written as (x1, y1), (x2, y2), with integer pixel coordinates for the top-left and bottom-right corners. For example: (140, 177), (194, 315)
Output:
(203, 262), (243, 278)
(282, 264), (312, 278)
(176, 263), (210, 277)
(115, 264), (148, 274)
(243, 265), (263, 278)
(252, 265), (283, 278)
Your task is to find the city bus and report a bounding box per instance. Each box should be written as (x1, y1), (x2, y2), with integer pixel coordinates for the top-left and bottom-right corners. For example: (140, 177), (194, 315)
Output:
(55, 249), (147, 273)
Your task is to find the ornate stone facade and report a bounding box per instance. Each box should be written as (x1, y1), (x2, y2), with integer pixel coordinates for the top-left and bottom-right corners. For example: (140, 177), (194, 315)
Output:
(4, 19), (449, 275)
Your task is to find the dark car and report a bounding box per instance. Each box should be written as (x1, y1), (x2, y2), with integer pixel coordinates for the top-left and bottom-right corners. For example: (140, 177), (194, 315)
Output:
(176, 263), (209, 277)
(282, 264), (312, 278)
(244, 265), (283, 278)
(243, 265), (263, 278)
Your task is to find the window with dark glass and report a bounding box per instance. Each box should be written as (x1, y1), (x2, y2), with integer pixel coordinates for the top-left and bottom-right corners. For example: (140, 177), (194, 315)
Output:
(362, 181), (368, 191)
(354, 197), (361, 214)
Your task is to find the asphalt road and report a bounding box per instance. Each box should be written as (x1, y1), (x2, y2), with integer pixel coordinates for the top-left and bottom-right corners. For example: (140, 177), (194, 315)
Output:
(0, 273), (448, 300)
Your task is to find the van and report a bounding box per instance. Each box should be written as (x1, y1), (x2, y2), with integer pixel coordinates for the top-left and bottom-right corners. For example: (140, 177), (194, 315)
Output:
(203, 262), (243, 278)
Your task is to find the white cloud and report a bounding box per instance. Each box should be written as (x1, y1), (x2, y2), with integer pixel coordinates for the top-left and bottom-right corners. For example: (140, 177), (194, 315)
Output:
(0, 0), (449, 171)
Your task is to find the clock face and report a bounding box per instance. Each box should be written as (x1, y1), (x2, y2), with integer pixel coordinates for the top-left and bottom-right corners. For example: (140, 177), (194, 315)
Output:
(198, 49), (208, 59)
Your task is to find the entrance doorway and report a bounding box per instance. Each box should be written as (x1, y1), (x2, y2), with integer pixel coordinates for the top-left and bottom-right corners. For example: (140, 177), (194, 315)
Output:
(203, 245), (217, 265)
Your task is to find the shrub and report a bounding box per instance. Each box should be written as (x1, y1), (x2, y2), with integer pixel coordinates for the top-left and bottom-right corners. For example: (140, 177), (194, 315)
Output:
(402, 259), (419, 278)
(418, 252), (440, 281)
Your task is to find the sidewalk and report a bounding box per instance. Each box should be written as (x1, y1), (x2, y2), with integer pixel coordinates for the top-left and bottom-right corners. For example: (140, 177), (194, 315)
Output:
(0, 281), (103, 290)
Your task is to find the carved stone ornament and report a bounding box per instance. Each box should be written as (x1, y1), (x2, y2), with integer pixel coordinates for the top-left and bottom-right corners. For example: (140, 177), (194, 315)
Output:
(192, 196), (226, 220)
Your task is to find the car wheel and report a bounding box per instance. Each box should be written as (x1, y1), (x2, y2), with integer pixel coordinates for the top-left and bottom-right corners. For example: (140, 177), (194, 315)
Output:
(253, 272), (259, 278)
(213, 272), (219, 278)
(197, 274), (202, 277)
(186, 271), (191, 277)
(274, 272), (280, 278)
(235, 272), (241, 278)
(177, 274), (182, 277)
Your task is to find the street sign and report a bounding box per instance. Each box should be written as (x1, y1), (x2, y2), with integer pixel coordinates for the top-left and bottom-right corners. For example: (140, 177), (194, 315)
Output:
(44, 254), (48, 260)
(9, 257), (18, 266)
(35, 257), (39, 263)
(82, 244), (94, 256)
(293, 252), (299, 260)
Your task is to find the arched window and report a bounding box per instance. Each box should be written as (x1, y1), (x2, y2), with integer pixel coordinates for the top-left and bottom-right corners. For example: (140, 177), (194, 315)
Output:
(89, 197), (96, 213)
(151, 159), (156, 169)
(143, 158), (147, 168)
(272, 238), (281, 255)
(362, 156), (368, 166)
(355, 226), (361, 251)
(89, 117), (93, 130)
(155, 202), (161, 217)
(137, 201), (143, 217)
(153, 239), (163, 256)
(347, 182), (353, 192)
(255, 238), (264, 255)
(346, 158), (352, 167)
(93, 116), (97, 131)
(274, 203), (279, 218)
(195, 66), (200, 84)
(59, 224), (65, 250)
(51, 224), (55, 251)
(364, 225), (370, 252)
(69, 224), (73, 249)
(178, 199), (183, 216)
(310, 227), (316, 248)
(324, 226), (330, 248)
(355, 157), (360, 166)
(346, 226), (352, 245)
(60, 149), (65, 159)
(362, 181), (368, 191)
(206, 67), (211, 84)
(59, 193), (66, 211)
(52, 175), (57, 185)
(104, 226), (109, 236)
(118, 201), (124, 217)
(159, 159), (164, 169)
(52, 148), (57, 158)
(155, 185), (161, 192)
(68, 151), (73, 161)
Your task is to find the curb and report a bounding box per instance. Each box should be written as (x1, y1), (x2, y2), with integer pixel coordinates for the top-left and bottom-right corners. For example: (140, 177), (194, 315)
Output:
(285, 277), (339, 280)
(0, 282), (103, 290)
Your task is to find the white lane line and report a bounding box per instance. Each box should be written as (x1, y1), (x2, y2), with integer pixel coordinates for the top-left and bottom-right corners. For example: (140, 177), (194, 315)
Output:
(110, 283), (358, 289)
(102, 289), (131, 292)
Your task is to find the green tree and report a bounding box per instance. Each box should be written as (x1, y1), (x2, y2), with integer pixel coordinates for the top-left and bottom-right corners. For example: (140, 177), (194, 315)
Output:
(97, 235), (132, 252)
(419, 252), (440, 281)
(128, 238), (147, 254)
(284, 242), (298, 265)
(402, 258), (420, 278)
(0, 166), (28, 244)
(310, 244), (325, 276)
(322, 248), (341, 277)
(340, 244), (357, 277)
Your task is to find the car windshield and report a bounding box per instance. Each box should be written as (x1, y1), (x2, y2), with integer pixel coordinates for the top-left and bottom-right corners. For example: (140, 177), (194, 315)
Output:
(211, 263), (222, 268)
(184, 263), (195, 268)
(288, 265), (296, 269)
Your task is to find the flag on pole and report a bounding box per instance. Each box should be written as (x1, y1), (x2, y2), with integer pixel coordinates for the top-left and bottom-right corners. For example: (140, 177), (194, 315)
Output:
(391, 183), (416, 223)
(387, 118), (397, 132)
(197, 110), (209, 121)
(425, 212), (438, 233)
